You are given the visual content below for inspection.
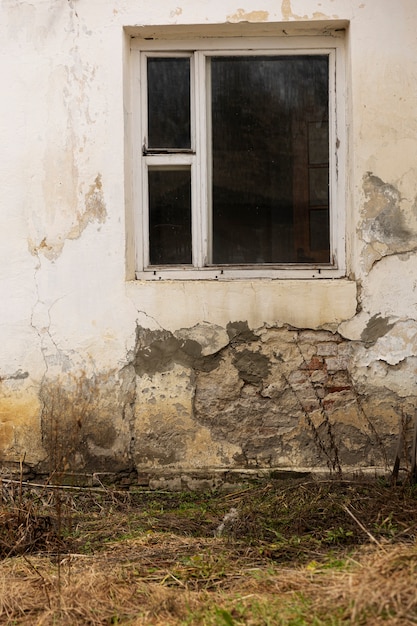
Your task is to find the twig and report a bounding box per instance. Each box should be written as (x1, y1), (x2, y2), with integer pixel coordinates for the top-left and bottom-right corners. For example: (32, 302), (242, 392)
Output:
(17, 454), (26, 525)
(410, 409), (417, 483)
(391, 427), (403, 486)
(161, 570), (187, 587)
(0, 478), (170, 495)
(342, 504), (386, 551)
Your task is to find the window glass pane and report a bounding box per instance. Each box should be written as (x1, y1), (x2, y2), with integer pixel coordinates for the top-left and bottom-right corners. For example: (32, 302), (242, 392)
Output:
(148, 169), (192, 265)
(310, 209), (330, 251)
(147, 58), (191, 149)
(211, 55), (329, 264)
(309, 167), (329, 207)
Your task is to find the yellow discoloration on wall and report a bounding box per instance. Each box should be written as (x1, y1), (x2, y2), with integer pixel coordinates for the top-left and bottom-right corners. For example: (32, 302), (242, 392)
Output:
(134, 365), (239, 469)
(226, 8), (269, 23)
(0, 392), (43, 463)
(281, 0), (336, 21)
(312, 11), (332, 18)
(281, 0), (308, 20)
(40, 369), (134, 474)
(69, 174), (107, 238)
(189, 428), (241, 468)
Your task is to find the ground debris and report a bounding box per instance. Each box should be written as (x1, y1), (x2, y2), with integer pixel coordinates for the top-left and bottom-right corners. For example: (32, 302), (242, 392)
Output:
(0, 477), (417, 624)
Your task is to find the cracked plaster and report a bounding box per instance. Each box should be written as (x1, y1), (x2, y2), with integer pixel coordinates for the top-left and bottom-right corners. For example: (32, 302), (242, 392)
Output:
(359, 173), (417, 273)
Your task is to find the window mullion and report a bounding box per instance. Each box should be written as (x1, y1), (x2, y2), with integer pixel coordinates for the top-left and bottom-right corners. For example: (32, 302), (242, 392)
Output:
(332, 45), (346, 273)
(204, 54), (213, 266)
(141, 162), (150, 268)
(138, 51), (148, 270)
(194, 51), (208, 268)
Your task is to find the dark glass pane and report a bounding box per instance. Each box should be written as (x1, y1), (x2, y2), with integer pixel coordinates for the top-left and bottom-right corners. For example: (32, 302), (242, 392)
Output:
(310, 209), (330, 251)
(148, 169), (192, 265)
(211, 55), (329, 264)
(308, 122), (329, 164)
(309, 167), (329, 207)
(147, 58), (191, 149)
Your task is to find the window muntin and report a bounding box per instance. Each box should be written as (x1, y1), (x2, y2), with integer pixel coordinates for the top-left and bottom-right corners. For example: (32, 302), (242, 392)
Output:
(133, 37), (345, 279)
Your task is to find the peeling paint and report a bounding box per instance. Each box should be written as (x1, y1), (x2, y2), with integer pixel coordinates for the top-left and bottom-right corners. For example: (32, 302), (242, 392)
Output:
(130, 323), (394, 473)
(69, 173), (107, 238)
(174, 323), (229, 357)
(29, 174), (106, 260)
(356, 320), (417, 367)
(1, 316), (415, 481)
(281, 0), (307, 20)
(226, 8), (269, 23)
(281, 0), (336, 21)
(360, 314), (395, 345)
(360, 173), (417, 271)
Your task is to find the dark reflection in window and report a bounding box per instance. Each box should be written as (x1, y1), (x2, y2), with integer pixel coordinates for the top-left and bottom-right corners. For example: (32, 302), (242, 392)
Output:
(310, 208), (329, 251)
(149, 169), (192, 265)
(147, 58), (191, 149)
(211, 55), (329, 264)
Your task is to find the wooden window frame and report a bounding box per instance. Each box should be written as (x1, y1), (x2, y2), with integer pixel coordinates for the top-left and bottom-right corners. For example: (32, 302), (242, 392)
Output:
(130, 34), (346, 280)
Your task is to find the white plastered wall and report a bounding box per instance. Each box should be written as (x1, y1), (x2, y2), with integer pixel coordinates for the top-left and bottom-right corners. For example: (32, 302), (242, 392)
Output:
(0, 0), (416, 474)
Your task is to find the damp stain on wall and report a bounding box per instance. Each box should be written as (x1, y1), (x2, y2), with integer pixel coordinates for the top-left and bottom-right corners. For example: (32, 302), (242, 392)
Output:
(3, 317), (417, 482)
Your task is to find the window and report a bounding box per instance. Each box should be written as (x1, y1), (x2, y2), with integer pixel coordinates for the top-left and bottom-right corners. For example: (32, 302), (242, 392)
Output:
(131, 34), (345, 279)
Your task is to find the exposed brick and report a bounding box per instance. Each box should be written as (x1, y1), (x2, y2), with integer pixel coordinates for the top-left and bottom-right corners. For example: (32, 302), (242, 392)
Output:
(325, 385), (351, 394)
(305, 356), (326, 371)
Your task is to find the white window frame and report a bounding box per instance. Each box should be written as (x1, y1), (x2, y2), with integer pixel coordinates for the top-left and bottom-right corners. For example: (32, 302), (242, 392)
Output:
(131, 34), (346, 280)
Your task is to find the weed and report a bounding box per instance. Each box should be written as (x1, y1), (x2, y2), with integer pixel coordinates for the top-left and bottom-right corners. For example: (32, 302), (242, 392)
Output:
(215, 608), (235, 625)
(373, 512), (399, 538)
(322, 526), (353, 544)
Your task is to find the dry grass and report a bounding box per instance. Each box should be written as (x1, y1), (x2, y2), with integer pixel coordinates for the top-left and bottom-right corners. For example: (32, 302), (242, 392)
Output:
(0, 477), (417, 624)
(325, 543), (417, 624)
(1, 539), (417, 624)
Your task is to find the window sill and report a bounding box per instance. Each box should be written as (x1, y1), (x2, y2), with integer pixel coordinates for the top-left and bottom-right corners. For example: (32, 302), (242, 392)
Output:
(135, 265), (345, 281)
